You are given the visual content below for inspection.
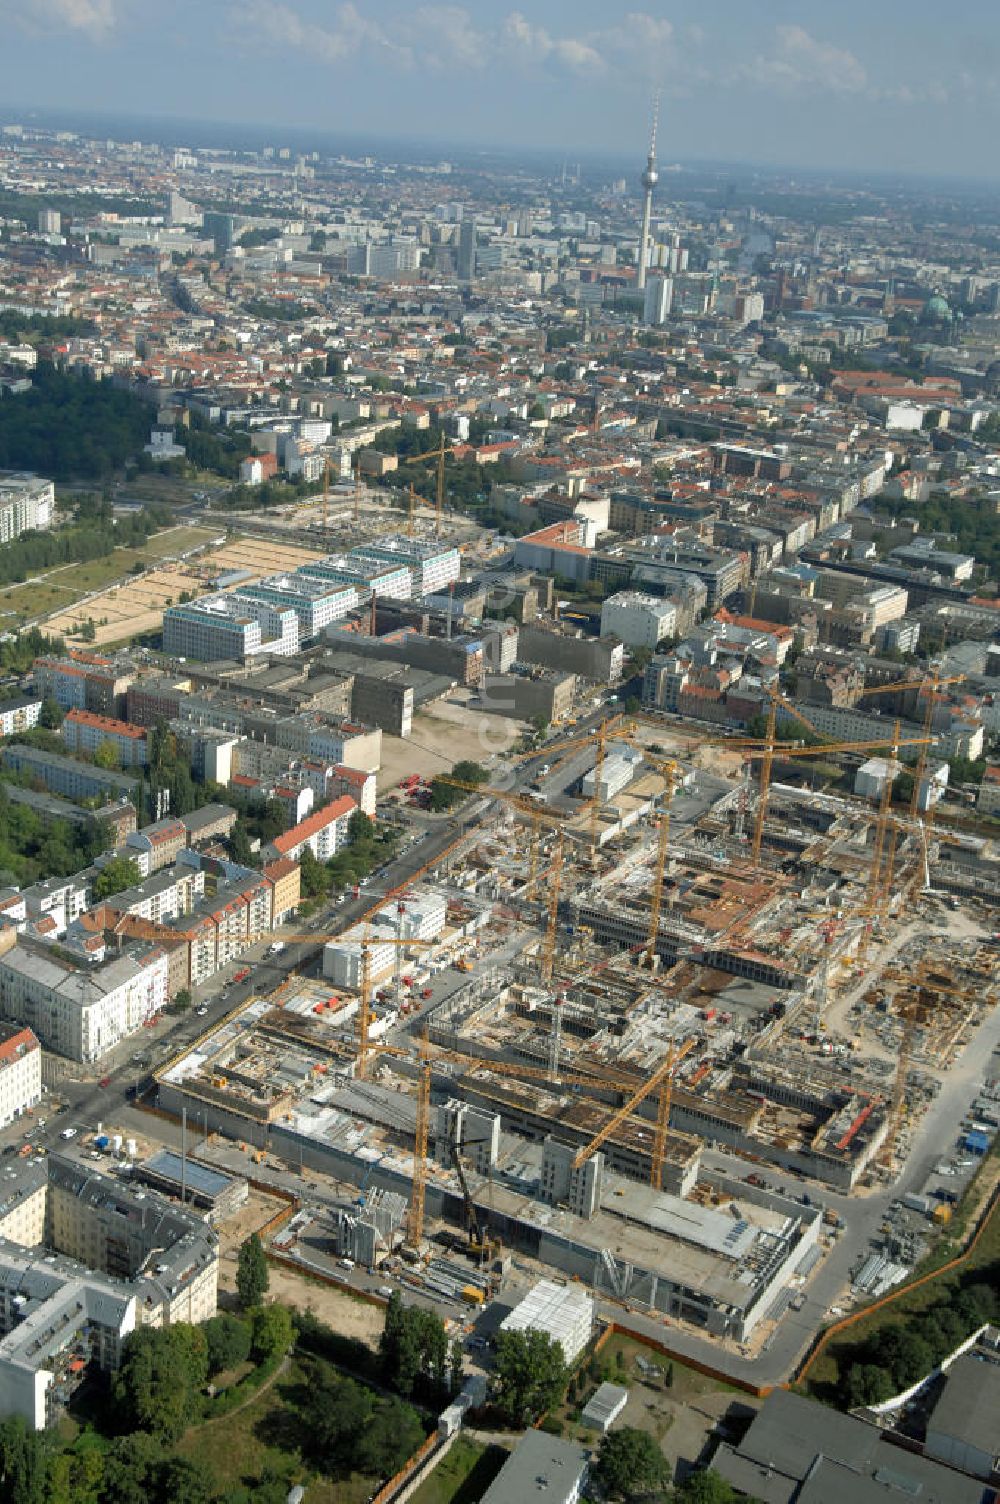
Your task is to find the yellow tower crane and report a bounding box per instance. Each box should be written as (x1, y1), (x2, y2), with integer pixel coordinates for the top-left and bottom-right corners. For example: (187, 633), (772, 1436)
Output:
(571, 1038), (696, 1171)
(405, 1031), (431, 1250)
(642, 755), (678, 968)
(540, 832), (565, 984)
(394, 434), (449, 537)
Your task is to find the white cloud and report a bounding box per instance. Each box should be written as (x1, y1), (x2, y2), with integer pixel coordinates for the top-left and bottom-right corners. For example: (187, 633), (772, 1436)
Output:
(1, 0), (119, 35)
(747, 24), (869, 95)
(234, 1), (409, 66)
(412, 5), (486, 69)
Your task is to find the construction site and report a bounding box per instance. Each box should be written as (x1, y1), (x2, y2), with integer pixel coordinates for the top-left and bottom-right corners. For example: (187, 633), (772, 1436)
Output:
(154, 694), (1000, 1349)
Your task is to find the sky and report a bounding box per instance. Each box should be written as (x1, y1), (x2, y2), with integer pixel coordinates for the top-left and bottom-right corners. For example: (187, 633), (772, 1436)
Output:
(2, 0), (999, 180)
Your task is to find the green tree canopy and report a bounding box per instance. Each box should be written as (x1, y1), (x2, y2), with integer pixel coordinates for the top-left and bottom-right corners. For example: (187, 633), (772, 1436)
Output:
(251, 1303), (293, 1362)
(595, 1427), (667, 1500)
(113, 1325), (208, 1442)
(492, 1328), (567, 1425)
(93, 856), (142, 901)
(236, 1233), (269, 1309)
(203, 1313), (252, 1376)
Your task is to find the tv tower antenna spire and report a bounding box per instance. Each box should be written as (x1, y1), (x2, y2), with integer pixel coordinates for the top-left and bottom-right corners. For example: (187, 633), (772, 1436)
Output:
(637, 90), (660, 293)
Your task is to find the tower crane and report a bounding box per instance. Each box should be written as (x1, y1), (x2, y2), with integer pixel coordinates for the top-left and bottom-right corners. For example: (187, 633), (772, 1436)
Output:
(405, 1030), (431, 1250)
(641, 755), (678, 968)
(391, 433), (449, 537)
(571, 1037), (696, 1170)
(435, 773), (568, 899)
(540, 832), (565, 984)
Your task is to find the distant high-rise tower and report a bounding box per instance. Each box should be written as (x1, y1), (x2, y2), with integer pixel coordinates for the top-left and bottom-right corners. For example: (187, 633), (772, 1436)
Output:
(637, 94), (660, 293)
(457, 217), (477, 281)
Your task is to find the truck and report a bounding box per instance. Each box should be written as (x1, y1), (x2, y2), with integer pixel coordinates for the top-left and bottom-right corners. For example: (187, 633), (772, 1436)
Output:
(902, 1192), (932, 1216)
(267, 941), (285, 956)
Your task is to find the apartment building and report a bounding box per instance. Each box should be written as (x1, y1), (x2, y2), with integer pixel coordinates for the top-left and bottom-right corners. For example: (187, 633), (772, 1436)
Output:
(600, 591), (678, 649)
(0, 475), (54, 543)
(0, 938), (168, 1063)
(0, 697), (41, 738)
(162, 594), (299, 661)
(0, 1154), (218, 1429)
(262, 858), (301, 926)
(124, 817), (186, 872)
(266, 795), (356, 863)
(61, 710), (149, 768)
(33, 654), (133, 717)
(0, 1025), (41, 1128)
(102, 863), (205, 929)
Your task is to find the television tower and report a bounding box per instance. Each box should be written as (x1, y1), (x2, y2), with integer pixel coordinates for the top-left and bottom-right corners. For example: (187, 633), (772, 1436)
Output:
(637, 92), (660, 292)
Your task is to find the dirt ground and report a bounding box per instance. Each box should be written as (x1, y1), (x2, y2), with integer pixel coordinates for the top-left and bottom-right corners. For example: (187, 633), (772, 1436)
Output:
(378, 698), (525, 790)
(47, 562), (206, 645)
(43, 533), (325, 646)
(198, 536), (325, 577)
(259, 1264), (385, 1348)
(216, 1190), (289, 1269)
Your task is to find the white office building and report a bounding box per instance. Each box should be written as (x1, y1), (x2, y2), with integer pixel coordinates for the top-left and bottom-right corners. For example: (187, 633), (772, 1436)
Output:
(348, 537), (460, 598)
(372, 889), (447, 942)
(322, 931), (395, 989)
(643, 274), (673, 326)
(600, 591), (677, 650)
(297, 555), (413, 602)
(162, 594), (299, 661)
(237, 574), (358, 639)
(500, 1279), (594, 1365)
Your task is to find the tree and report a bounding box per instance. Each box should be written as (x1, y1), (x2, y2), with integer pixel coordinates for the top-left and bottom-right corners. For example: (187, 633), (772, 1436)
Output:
(154, 1459), (213, 1504)
(492, 1328), (568, 1425)
(251, 1303), (293, 1362)
(229, 820), (256, 867)
(348, 809), (374, 845)
(99, 1434), (164, 1504)
(173, 987), (192, 1012)
(204, 1313), (252, 1376)
(378, 1291), (422, 1398)
(595, 1427), (667, 1500)
(0, 1415), (47, 1504)
(298, 845), (330, 899)
(93, 855), (142, 900)
(93, 738), (120, 769)
(300, 1368), (374, 1476)
(113, 1325), (208, 1442)
(355, 1396), (424, 1478)
(450, 1336), (464, 1396)
(236, 1232), (269, 1309)
(844, 1362), (895, 1408)
(675, 1469), (737, 1504)
(38, 697), (64, 729)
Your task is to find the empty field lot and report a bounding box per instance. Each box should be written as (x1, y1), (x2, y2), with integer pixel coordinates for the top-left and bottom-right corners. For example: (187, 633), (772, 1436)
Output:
(31, 529), (326, 646)
(378, 699), (525, 790)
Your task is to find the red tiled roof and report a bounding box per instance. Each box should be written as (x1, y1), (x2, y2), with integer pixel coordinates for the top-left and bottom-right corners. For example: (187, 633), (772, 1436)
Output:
(0, 1026), (37, 1065)
(64, 709), (147, 740)
(271, 795), (357, 855)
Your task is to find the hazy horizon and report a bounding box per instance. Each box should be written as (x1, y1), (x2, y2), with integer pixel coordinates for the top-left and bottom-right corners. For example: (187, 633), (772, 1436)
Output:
(2, 0), (1000, 184)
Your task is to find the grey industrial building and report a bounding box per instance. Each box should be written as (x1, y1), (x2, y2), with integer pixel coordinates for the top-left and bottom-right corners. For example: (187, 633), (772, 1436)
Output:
(515, 625), (624, 683)
(480, 669), (577, 723)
